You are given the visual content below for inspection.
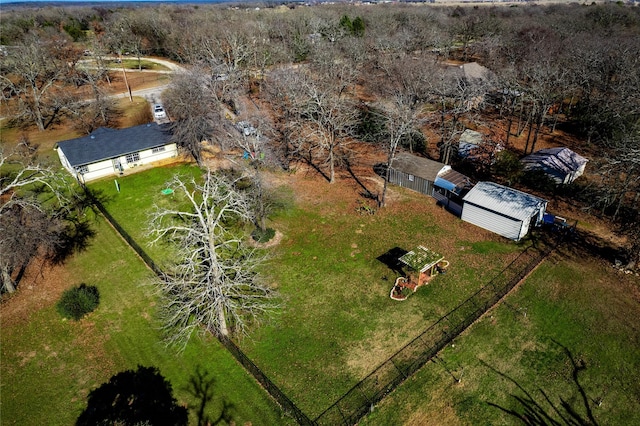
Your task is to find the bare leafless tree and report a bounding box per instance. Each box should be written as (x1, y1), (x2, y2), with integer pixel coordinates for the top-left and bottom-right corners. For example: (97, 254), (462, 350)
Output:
(376, 93), (425, 208)
(1, 33), (79, 131)
(163, 68), (225, 165)
(0, 149), (69, 293)
(148, 170), (278, 348)
(286, 65), (358, 183)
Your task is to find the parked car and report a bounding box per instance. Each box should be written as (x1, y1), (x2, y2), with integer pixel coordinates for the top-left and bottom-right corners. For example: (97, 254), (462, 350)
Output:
(153, 104), (166, 119)
(236, 121), (256, 136)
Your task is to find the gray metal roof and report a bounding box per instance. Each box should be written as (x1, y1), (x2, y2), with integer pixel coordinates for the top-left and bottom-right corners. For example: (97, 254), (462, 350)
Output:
(390, 152), (446, 182)
(463, 181), (547, 221)
(521, 147), (588, 179)
(56, 123), (172, 167)
(435, 166), (473, 195)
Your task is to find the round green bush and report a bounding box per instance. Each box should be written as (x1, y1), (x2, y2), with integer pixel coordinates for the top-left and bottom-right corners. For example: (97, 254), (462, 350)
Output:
(56, 284), (100, 320)
(251, 227), (276, 243)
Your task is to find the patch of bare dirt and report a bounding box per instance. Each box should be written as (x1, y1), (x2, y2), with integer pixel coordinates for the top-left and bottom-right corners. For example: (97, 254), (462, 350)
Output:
(0, 259), (70, 328)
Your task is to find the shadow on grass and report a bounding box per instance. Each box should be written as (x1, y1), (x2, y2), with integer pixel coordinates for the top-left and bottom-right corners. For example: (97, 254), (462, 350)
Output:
(49, 220), (96, 265)
(76, 365), (188, 426)
(186, 366), (234, 426)
(377, 247), (409, 278)
(48, 187), (114, 265)
(344, 157), (379, 201)
(483, 340), (599, 426)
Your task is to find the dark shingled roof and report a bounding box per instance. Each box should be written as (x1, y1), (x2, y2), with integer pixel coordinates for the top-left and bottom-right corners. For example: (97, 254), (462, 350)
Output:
(56, 123), (172, 167)
(390, 152), (446, 181)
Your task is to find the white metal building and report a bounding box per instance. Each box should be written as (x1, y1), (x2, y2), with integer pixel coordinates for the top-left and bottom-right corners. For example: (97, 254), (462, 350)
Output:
(55, 123), (178, 183)
(461, 181), (547, 241)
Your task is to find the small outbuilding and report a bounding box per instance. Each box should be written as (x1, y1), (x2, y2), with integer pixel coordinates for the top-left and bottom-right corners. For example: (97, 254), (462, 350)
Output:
(388, 152), (447, 197)
(461, 181), (547, 241)
(521, 147), (588, 185)
(55, 123), (178, 183)
(433, 166), (473, 216)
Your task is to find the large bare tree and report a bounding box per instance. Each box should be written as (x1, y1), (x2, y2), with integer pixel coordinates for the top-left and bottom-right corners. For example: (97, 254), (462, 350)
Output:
(162, 69), (226, 165)
(286, 64), (358, 183)
(148, 170), (277, 348)
(0, 149), (68, 293)
(1, 33), (80, 131)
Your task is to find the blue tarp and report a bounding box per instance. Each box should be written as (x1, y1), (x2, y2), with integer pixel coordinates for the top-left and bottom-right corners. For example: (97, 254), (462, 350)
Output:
(434, 176), (457, 192)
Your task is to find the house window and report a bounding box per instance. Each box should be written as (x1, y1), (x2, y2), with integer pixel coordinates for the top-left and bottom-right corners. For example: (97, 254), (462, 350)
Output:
(76, 165), (89, 174)
(408, 174), (415, 182)
(152, 146), (166, 154)
(126, 152), (140, 163)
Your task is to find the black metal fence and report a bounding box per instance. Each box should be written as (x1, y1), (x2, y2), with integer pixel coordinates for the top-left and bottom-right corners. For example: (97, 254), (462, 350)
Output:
(218, 335), (315, 425)
(90, 194), (314, 424)
(92, 198), (163, 277)
(92, 188), (553, 426)
(313, 245), (551, 426)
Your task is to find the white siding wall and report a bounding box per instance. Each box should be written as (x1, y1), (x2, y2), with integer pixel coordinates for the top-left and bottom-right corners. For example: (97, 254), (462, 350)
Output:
(56, 149), (74, 174)
(80, 159), (117, 182)
(137, 143), (178, 166)
(461, 202), (525, 241)
(70, 143), (178, 183)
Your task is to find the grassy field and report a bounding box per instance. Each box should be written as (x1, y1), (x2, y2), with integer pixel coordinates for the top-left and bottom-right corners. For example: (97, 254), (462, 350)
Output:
(87, 165), (534, 418)
(361, 251), (640, 425)
(237, 174), (533, 418)
(88, 163), (204, 266)
(3, 162), (638, 425)
(0, 215), (289, 425)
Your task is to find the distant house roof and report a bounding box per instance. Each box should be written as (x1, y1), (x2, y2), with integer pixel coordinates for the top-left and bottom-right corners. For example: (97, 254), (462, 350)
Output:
(459, 62), (493, 82)
(521, 147), (588, 184)
(459, 129), (484, 146)
(463, 181), (547, 222)
(56, 123), (172, 167)
(390, 152), (446, 182)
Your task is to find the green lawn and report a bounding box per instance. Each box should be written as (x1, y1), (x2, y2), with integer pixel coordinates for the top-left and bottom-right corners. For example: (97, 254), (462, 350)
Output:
(88, 163), (203, 266)
(239, 182), (530, 418)
(0, 215), (289, 426)
(5, 164), (637, 426)
(87, 166), (529, 418)
(361, 252), (640, 425)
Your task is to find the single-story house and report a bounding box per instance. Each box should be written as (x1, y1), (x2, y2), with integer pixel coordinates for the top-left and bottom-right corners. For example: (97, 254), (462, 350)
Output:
(55, 123), (178, 183)
(388, 152), (447, 197)
(521, 147), (588, 185)
(461, 181), (547, 241)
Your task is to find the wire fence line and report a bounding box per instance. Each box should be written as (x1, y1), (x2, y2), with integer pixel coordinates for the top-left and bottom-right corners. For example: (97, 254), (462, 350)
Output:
(218, 335), (315, 425)
(90, 195), (314, 424)
(92, 197), (163, 277)
(91, 190), (553, 426)
(313, 245), (552, 426)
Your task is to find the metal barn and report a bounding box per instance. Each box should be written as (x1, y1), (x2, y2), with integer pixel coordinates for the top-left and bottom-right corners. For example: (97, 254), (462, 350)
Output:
(461, 181), (547, 241)
(388, 153), (446, 197)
